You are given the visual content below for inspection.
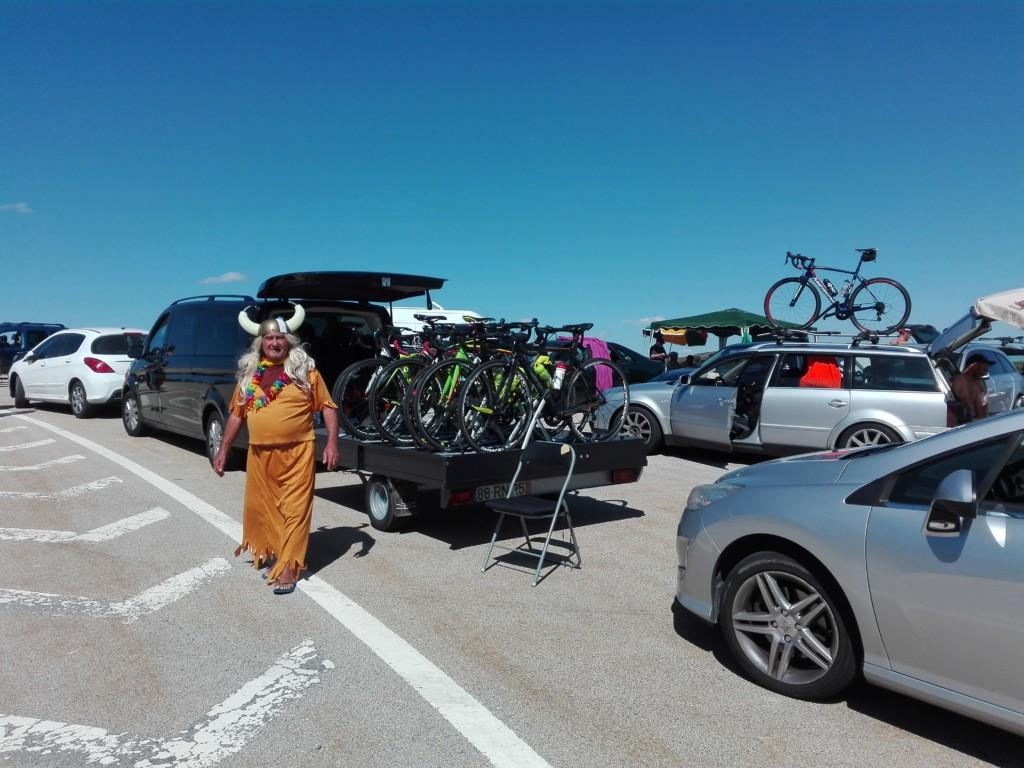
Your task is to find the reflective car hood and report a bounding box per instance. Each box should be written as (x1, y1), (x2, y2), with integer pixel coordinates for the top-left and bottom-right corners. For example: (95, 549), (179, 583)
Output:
(718, 450), (857, 487)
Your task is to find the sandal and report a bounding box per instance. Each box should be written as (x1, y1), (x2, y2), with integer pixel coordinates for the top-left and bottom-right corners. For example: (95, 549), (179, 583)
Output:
(272, 579), (297, 595)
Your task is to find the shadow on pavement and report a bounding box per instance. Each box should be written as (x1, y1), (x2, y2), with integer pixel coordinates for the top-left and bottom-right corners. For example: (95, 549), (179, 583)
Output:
(671, 601), (1022, 764)
(314, 484), (645, 550)
(413, 493), (646, 550)
(305, 522), (375, 573)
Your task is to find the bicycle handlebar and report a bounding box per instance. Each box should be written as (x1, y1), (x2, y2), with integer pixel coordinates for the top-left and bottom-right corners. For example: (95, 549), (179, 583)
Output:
(785, 251), (814, 270)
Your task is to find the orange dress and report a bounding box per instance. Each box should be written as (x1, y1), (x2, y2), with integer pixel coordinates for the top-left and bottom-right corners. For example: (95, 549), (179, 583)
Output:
(229, 367), (337, 583)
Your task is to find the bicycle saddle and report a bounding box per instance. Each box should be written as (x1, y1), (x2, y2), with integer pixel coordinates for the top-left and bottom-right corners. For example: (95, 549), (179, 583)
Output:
(856, 248), (877, 261)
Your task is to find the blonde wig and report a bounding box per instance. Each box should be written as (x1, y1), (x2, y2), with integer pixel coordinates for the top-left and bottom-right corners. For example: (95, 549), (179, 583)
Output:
(235, 333), (315, 404)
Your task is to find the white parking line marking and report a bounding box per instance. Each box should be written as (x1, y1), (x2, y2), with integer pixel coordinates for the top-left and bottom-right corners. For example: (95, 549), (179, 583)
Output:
(0, 475), (122, 500)
(0, 426), (27, 433)
(15, 414), (554, 768)
(0, 454), (86, 472)
(0, 507), (170, 542)
(0, 557), (230, 623)
(0, 439), (55, 452)
(0, 640), (326, 766)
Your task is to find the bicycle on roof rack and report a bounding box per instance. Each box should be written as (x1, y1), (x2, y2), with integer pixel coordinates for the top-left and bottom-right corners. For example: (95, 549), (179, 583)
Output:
(764, 248), (911, 335)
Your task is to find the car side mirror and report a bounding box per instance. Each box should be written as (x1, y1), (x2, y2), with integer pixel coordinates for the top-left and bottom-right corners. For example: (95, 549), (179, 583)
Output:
(23, 353), (36, 364)
(678, 374), (691, 385)
(923, 469), (977, 537)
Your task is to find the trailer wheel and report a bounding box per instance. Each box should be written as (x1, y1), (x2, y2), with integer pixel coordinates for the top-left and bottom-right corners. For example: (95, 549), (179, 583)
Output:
(365, 475), (417, 532)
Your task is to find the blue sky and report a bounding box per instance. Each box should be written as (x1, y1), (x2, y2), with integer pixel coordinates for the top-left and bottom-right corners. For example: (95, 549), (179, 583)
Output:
(2, 1), (1021, 353)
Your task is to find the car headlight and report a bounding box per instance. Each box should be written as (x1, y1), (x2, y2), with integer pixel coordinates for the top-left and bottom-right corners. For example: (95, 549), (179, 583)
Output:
(685, 482), (743, 511)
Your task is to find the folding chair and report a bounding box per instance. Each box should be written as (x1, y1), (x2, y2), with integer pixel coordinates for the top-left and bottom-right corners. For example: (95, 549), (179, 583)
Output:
(482, 441), (581, 586)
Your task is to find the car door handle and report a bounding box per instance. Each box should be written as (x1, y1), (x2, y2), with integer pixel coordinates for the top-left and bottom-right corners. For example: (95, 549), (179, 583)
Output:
(717, 398), (734, 406)
(828, 399), (848, 408)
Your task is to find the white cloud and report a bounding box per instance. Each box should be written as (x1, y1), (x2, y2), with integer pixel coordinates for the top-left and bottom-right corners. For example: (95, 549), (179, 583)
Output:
(0, 202), (33, 215)
(624, 316), (664, 326)
(200, 271), (247, 285)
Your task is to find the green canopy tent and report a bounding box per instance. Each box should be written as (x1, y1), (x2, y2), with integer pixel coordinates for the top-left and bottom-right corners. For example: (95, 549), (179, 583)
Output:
(644, 308), (801, 350)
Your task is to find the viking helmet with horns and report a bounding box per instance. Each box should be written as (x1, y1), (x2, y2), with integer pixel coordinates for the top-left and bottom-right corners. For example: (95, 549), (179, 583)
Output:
(238, 303), (306, 336)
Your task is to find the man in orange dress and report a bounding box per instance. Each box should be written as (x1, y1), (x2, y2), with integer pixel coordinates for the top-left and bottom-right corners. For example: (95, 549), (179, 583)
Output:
(212, 303), (339, 594)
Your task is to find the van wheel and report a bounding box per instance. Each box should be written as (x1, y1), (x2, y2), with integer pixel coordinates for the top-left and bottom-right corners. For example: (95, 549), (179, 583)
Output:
(13, 377), (29, 408)
(206, 411), (244, 471)
(122, 390), (147, 436)
(69, 381), (97, 418)
(837, 422), (899, 449)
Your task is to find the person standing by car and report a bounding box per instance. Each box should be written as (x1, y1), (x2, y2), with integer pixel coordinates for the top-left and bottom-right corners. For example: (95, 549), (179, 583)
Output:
(212, 304), (339, 595)
(649, 331), (667, 366)
(889, 327), (914, 346)
(950, 352), (991, 425)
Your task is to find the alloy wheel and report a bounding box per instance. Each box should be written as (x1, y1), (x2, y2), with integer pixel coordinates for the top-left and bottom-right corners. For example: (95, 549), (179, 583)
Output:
(730, 570), (839, 685)
(207, 417), (224, 458)
(622, 409), (652, 443)
(843, 426), (893, 447)
(70, 383), (87, 415)
(123, 395), (140, 432)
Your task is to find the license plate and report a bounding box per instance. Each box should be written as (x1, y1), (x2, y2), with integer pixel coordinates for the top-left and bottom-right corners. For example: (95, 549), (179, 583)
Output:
(474, 480), (530, 503)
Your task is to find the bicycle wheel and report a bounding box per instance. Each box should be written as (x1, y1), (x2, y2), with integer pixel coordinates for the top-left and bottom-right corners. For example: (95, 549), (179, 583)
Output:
(332, 357), (388, 440)
(764, 278), (821, 330)
(456, 358), (536, 453)
(368, 357), (429, 446)
(410, 357), (477, 451)
(561, 358), (630, 442)
(849, 278), (911, 335)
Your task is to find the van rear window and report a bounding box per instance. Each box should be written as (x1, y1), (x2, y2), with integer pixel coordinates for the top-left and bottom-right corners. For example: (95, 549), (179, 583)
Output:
(852, 355), (938, 392)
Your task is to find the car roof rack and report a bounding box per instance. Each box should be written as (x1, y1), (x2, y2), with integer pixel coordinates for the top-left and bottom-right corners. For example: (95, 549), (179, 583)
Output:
(170, 295), (256, 305)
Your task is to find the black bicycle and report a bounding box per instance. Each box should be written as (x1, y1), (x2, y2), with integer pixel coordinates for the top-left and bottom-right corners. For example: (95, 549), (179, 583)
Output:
(764, 248), (911, 334)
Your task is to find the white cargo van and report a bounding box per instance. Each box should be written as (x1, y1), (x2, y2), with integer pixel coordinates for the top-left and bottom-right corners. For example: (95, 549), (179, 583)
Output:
(389, 304), (483, 333)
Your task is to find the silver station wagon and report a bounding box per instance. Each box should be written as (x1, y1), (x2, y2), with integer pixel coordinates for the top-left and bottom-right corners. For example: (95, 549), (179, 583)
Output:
(658, 311), (1013, 455)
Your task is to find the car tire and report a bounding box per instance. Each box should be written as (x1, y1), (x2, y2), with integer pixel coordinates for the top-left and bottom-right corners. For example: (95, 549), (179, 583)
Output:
(720, 552), (857, 700)
(620, 405), (663, 453)
(122, 390), (148, 436)
(69, 380), (97, 419)
(205, 410), (244, 472)
(13, 377), (29, 408)
(837, 422), (900, 449)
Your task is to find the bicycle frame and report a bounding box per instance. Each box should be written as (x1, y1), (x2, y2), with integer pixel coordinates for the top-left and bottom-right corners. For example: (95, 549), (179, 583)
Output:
(793, 260), (870, 321)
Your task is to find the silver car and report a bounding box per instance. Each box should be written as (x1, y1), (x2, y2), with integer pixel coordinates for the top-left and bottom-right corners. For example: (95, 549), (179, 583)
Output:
(952, 343), (1024, 412)
(675, 407), (1024, 735)
(608, 367), (693, 453)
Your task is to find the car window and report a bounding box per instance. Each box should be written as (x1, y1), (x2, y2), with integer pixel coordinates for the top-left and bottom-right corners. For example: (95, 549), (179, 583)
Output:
(146, 315), (171, 355)
(195, 307), (250, 357)
(771, 353), (845, 389)
(91, 333), (146, 355)
(852, 355), (938, 393)
(25, 330), (52, 347)
(30, 335), (64, 359)
(53, 333), (85, 357)
(692, 356), (749, 387)
(887, 437), (1012, 507)
(989, 353), (1014, 375)
(983, 438), (1024, 514)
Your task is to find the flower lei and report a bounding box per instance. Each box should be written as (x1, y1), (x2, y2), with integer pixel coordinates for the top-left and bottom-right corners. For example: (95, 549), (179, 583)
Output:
(246, 360), (292, 412)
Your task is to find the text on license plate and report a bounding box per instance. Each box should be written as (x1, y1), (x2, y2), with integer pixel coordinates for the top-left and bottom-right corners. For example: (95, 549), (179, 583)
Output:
(474, 481), (531, 502)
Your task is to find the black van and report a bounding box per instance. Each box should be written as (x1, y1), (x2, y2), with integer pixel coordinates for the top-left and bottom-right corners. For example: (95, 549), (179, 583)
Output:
(122, 272), (445, 468)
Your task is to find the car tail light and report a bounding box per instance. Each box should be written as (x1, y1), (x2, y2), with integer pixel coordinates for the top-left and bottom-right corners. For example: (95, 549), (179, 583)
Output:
(611, 468), (638, 484)
(449, 489), (474, 506)
(84, 357), (115, 373)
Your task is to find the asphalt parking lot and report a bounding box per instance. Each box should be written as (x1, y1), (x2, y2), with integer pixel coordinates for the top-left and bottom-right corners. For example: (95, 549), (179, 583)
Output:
(0, 387), (1019, 767)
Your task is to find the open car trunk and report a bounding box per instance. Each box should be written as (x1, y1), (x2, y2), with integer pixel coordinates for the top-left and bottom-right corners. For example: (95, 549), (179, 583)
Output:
(258, 272), (445, 304)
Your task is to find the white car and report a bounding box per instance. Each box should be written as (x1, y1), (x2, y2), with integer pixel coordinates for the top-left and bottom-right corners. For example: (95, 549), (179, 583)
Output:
(9, 327), (146, 418)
